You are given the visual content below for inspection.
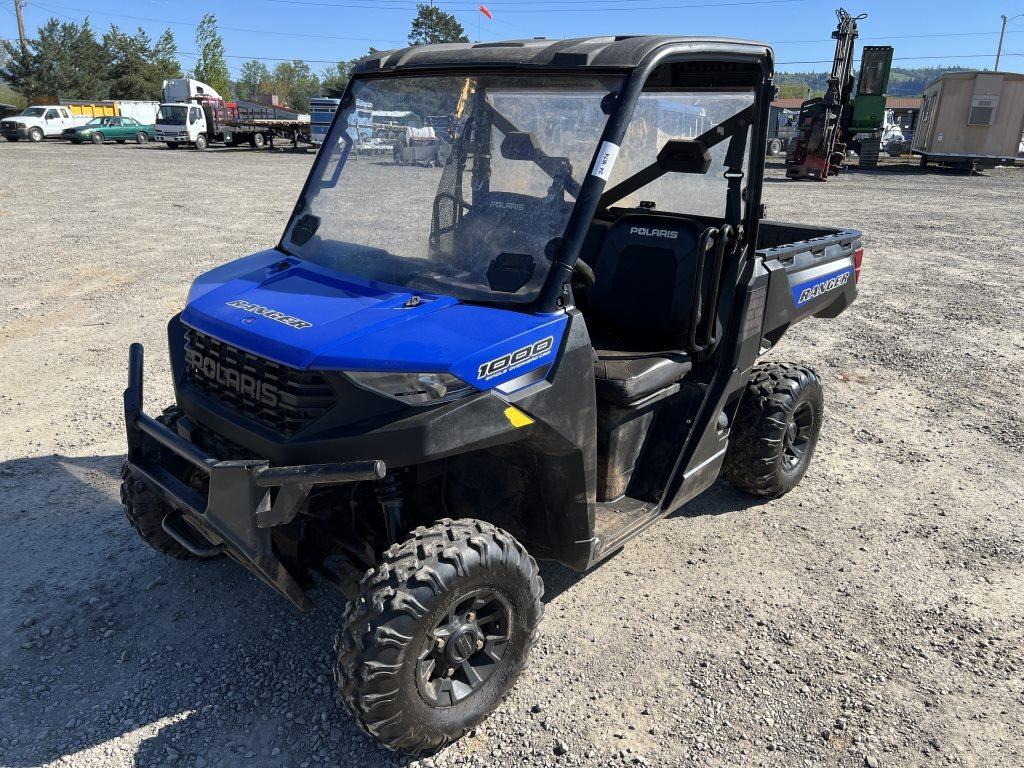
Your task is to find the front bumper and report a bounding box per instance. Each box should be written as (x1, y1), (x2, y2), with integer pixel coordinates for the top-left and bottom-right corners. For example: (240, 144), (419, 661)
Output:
(2, 123), (27, 139)
(123, 343), (386, 610)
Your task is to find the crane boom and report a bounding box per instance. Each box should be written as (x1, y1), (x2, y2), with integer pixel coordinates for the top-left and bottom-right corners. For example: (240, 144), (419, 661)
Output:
(785, 8), (864, 180)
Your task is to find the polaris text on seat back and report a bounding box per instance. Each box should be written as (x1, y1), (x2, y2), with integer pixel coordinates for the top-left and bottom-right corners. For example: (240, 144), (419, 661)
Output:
(120, 35), (862, 757)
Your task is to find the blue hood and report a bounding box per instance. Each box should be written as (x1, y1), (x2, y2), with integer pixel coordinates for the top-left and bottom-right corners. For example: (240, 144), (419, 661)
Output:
(181, 250), (568, 391)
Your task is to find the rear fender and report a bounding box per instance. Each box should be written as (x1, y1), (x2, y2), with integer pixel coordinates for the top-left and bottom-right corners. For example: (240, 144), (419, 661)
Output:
(759, 230), (861, 345)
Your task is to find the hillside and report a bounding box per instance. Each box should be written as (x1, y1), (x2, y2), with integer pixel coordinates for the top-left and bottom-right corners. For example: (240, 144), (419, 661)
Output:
(776, 66), (971, 99)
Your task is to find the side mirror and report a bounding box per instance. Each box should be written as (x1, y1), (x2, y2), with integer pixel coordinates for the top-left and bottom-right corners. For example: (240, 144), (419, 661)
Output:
(657, 139), (712, 175)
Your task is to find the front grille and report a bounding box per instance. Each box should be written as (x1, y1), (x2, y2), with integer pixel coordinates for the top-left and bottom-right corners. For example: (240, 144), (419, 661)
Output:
(183, 329), (335, 437)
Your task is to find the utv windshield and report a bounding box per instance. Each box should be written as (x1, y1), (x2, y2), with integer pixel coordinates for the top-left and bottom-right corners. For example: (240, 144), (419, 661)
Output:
(285, 73), (622, 303)
(157, 105), (188, 125)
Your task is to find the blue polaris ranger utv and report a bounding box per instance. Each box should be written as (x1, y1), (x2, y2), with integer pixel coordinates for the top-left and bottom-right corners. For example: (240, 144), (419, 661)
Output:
(122, 36), (862, 755)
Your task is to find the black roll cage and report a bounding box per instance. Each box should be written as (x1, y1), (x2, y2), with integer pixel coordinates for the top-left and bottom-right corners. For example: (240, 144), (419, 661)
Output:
(280, 43), (774, 314)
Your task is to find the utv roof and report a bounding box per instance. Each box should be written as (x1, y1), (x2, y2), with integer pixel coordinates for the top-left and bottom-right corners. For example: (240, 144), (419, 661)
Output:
(353, 36), (774, 76)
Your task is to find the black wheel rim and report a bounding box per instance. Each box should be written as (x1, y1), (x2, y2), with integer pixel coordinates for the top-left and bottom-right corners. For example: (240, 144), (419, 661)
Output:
(416, 589), (511, 707)
(782, 401), (814, 470)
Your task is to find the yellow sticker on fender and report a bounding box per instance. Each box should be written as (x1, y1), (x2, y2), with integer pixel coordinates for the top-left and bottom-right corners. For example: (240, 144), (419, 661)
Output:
(503, 406), (534, 428)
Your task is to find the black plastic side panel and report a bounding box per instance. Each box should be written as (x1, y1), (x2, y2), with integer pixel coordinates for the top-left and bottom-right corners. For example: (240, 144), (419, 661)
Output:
(504, 309), (597, 569)
(665, 260), (766, 510)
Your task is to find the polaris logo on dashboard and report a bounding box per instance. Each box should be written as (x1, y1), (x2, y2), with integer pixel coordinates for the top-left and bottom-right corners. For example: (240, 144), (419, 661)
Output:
(489, 200), (525, 211)
(225, 299), (313, 329)
(630, 226), (678, 239)
(793, 269), (852, 307)
(185, 348), (280, 407)
(478, 337), (555, 381)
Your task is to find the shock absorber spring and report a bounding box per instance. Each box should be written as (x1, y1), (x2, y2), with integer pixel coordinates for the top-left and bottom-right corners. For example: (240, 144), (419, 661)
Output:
(376, 470), (407, 544)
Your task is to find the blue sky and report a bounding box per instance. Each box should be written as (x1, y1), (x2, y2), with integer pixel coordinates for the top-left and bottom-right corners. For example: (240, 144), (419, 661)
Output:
(3, 0), (1023, 82)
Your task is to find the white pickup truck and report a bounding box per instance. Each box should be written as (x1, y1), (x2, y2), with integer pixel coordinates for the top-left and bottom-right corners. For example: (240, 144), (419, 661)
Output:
(1, 105), (88, 142)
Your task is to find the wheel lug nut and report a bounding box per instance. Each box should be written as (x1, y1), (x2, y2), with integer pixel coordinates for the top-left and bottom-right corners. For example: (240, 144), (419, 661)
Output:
(435, 637), (445, 649)
(446, 667), (455, 677)
(476, 639), (484, 650)
(466, 612), (475, 621)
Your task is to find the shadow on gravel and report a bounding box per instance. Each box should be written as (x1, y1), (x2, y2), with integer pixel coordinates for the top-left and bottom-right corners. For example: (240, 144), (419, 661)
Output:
(1, 455), (766, 767)
(0, 453), (411, 768)
(670, 480), (767, 519)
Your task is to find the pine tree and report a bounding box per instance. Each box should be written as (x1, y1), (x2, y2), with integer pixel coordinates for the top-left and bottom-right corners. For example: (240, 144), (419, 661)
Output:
(104, 26), (166, 100)
(70, 19), (107, 99)
(409, 4), (468, 45)
(193, 13), (231, 98)
(0, 40), (36, 99)
(153, 29), (182, 83)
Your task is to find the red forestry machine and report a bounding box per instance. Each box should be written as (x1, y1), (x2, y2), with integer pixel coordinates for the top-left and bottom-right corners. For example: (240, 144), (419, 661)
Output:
(785, 8), (866, 180)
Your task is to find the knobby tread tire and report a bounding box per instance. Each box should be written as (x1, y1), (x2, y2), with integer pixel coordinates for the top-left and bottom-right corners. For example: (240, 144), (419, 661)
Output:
(723, 362), (823, 499)
(334, 518), (544, 756)
(120, 462), (198, 560)
(120, 406), (212, 561)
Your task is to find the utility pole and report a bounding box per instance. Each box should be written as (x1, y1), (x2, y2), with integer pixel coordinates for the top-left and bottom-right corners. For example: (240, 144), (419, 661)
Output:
(996, 13), (1024, 72)
(14, 0), (28, 54)
(999, 13), (1007, 72)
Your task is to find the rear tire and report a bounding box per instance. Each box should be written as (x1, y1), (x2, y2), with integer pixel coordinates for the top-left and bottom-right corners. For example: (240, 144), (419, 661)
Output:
(136, 131), (149, 144)
(723, 362), (823, 499)
(250, 132), (266, 149)
(335, 519), (544, 756)
(768, 138), (783, 156)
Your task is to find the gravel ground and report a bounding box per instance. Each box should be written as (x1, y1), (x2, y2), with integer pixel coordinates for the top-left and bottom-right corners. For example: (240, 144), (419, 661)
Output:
(1, 141), (1022, 768)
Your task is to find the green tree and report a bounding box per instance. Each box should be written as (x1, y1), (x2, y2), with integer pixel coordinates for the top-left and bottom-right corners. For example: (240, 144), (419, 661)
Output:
(105, 26), (165, 100)
(236, 59), (271, 101)
(409, 4), (468, 45)
(319, 48), (378, 98)
(776, 83), (811, 100)
(271, 60), (319, 112)
(153, 29), (182, 84)
(320, 62), (349, 99)
(68, 19), (107, 99)
(0, 18), (106, 100)
(0, 40), (36, 99)
(193, 13), (230, 98)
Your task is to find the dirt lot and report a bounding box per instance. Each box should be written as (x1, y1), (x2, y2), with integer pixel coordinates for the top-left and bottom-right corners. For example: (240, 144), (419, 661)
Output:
(1, 141), (1022, 768)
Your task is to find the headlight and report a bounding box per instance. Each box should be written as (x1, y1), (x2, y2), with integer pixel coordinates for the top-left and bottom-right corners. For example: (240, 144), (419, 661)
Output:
(347, 371), (475, 405)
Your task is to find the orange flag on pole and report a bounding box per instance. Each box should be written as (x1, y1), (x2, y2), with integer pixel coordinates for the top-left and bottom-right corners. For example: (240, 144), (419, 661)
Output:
(479, 4), (493, 19)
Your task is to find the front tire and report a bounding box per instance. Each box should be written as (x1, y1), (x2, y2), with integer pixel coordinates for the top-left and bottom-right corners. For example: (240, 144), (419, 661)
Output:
(29, 127), (44, 142)
(91, 132), (104, 144)
(120, 462), (202, 560)
(723, 362), (824, 499)
(5, 136), (18, 142)
(335, 519), (544, 756)
(194, 133), (209, 151)
(165, 142), (179, 149)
